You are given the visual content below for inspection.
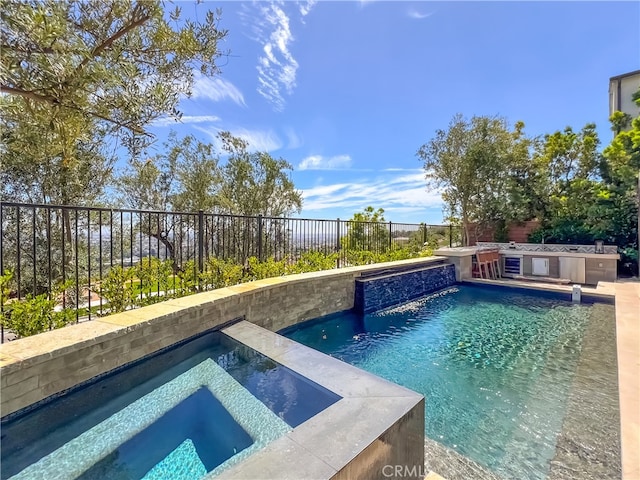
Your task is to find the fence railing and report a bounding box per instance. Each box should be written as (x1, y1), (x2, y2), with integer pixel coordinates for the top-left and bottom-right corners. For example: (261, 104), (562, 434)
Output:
(0, 201), (462, 340)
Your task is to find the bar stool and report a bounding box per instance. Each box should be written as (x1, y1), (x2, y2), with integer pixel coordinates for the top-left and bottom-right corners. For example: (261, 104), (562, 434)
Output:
(476, 250), (493, 279)
(490, 250), (501, 278)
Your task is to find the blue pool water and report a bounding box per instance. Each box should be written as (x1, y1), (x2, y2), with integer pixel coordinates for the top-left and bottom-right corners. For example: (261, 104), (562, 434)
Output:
(78, 387), (253, 479)
(283, 285), (614, 480)
(1, 329), (340, 480)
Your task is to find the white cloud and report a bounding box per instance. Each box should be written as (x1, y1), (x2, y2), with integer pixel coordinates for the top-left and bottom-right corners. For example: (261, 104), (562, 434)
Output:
(232, 127), (283, 152)
(190, 73), (246, 107)
(302, 173), (442, 212)
(407, 9), (433, 20)
(194, 125), (282, 153)
(298, 154), (352, 170)
(386, 173), (426, 185)
(383, 206), (429, 214)
(302, 183), (350, 197)
(299, 0), (317, 18)
(382, 167), (424, 173)
(152, 115), (220, 127)
(284, 127), (303, 149)
(245, 2), (316, 111)
(256, 4), (297, 110)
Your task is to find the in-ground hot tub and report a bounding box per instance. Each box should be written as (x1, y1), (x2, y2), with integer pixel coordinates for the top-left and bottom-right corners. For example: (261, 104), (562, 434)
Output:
(1, 328), (340, 480)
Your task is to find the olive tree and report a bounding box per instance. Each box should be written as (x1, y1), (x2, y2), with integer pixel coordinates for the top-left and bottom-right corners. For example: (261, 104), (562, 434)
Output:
(1, 0), (227, 293)
(417, 115), (523, 245)
(118, 132), (303, 265)
(1, 0), (227, 205)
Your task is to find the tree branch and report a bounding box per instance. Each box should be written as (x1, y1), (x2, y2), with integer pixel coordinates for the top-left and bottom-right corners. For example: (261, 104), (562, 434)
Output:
(0, 44), (57, 55)
(0, 85), (59, 103)
(75, 5), (151, 73)
(72, 107), (149, 137)
(0, 84), (149, 136)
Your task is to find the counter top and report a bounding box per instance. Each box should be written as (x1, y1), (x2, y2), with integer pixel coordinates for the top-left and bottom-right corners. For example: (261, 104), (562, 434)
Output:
(434, 246), (619, 260)
(498, 250), (619, 260)
(433, 247), (478, 257)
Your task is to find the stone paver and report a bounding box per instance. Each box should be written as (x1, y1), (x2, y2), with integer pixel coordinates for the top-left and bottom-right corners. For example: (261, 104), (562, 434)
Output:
(613, 281), (640, 480)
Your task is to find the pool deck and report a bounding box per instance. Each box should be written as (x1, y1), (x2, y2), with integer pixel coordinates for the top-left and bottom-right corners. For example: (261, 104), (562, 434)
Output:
(425, 472), (446, 480)
(613, 280), (640, 480)
(463, 277), (639, 480)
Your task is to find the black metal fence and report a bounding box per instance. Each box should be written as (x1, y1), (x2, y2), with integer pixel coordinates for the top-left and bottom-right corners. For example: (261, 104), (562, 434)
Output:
(0, 201), (461, 340)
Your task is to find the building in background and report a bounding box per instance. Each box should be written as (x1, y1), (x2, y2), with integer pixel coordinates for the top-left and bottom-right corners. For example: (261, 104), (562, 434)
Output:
(609, 69), (640, 125)
(609, 70), (640, 275)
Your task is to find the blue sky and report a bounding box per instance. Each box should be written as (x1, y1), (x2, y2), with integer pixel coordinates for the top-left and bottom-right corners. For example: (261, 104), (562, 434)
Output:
(147, 1), (640, 224)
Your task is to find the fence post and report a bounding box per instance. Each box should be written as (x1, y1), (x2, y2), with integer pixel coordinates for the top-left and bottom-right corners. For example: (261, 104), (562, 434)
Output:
(16, 206), (21, 299)
(197, 210), (204, 276)
(0, 203), (3, 343)
(336, 218), (341, 268)
(449, 224), (453, 247)
(257, 215), (263, 262)
(388, 221), (393, 250)
(423, 224), (427, 246)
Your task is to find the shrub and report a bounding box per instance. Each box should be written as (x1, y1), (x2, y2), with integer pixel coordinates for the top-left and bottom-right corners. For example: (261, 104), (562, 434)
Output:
(177, 260), (199, 294)
(135, 257), (175, 305)
(101, 265), (136, 313)
(2, 281), (75, 338)
(0, 270), (13, 332)
(289, 251), (338, 274)
(344, 249), (378, 266)
(245, 256), (287, 280)
(201, 257), (245, 289)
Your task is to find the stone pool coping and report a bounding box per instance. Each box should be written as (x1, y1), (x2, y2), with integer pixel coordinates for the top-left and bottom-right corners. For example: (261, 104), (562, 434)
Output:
(463, 277), (639, 480)
(613, 280), (640, 480)
(216, 321), (424, 479)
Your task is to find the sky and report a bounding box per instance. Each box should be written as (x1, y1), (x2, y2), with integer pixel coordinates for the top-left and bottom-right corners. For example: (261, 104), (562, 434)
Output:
(146, 0), (640, 224)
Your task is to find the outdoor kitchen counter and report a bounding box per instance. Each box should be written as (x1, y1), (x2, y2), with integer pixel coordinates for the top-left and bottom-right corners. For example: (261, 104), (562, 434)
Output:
(497, 250), (619, 260)
(434, 246), (619, 260)
(434, 246), (619, 284)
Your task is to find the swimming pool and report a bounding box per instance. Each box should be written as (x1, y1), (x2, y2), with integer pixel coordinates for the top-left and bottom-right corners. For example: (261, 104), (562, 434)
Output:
(1, 329), (341, 480)
(283, 284), (620, 480)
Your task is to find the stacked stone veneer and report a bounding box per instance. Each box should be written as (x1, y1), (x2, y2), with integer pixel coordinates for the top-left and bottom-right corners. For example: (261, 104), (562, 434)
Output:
(355, 264), (456, 314)
(0, 256), (448, 419)
(476, 242), (618, 254)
